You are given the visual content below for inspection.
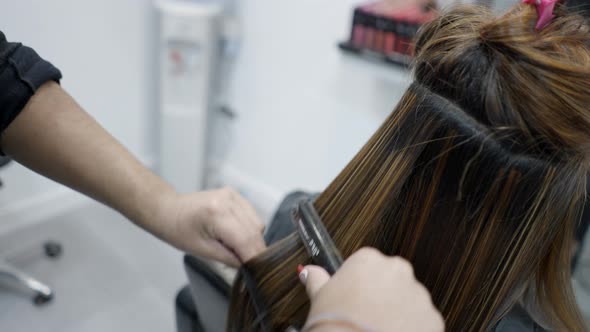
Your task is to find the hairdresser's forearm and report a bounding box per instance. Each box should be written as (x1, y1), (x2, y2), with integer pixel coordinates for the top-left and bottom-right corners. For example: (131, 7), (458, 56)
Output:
(1, 82), (175, 237)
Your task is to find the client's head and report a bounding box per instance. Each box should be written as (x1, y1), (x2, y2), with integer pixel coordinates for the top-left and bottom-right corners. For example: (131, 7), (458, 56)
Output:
(228, 3), (590, 331)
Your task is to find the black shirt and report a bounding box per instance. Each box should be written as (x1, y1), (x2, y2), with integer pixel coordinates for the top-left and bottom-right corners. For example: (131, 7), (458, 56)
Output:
(0, 31), (62, 140)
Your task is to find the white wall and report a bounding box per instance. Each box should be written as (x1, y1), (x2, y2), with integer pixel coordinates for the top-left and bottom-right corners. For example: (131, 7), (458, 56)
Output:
(216, 0), (410, 199)
(0, 0), (158, 233)
(209, 0), (520, 217)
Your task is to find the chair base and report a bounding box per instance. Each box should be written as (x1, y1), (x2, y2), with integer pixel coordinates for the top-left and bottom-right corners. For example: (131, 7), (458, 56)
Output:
(0, 260), (54, 305)
(0, 239), (62, 306)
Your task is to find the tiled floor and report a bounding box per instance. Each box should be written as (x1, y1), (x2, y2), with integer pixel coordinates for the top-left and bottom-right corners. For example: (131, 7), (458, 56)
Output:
(0, 201), (186, 332)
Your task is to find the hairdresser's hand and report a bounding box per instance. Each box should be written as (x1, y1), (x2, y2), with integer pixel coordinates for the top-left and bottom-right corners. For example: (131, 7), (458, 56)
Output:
(155, 187), (266, 267)
(1, 82), (264, 268)
(299, 247), (444, 332)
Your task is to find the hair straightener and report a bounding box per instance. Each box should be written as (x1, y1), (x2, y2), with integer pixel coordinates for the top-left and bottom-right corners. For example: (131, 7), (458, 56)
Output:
(291, 198), (344, 275)
(285, 198), (345, 331)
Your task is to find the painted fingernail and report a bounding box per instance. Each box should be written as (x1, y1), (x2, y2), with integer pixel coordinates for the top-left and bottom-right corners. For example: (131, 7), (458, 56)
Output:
(297, 264), (304, 274)
(298, 268), (308, 284)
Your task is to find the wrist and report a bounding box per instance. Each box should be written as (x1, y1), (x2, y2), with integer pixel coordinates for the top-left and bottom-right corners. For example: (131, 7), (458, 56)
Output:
(303, 313), (376, 332)
(305, 325), (359, 332)
(302, 324), (361, 332)
(129, 175), (178, 238)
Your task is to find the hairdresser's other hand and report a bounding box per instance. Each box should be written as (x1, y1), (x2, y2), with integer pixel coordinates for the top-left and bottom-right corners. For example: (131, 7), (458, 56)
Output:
(155, 187), (266, 267)
(300, 247), (444, 332)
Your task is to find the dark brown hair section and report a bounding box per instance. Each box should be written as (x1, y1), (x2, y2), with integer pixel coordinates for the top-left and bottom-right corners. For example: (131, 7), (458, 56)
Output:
(415, 3), (590, 161)
(227, 3), (590, 331)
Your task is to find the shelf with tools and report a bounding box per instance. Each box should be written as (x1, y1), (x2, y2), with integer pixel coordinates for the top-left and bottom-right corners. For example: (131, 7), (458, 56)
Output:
(338, 1), (436, 67)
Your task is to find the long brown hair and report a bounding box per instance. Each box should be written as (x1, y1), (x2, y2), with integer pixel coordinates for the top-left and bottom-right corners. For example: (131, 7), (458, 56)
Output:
(228, 3), (590, 331)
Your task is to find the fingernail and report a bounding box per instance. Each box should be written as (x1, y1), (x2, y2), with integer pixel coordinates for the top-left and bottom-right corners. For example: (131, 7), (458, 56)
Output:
(298, 268), (308, 284)
(297, 264), (304, 274)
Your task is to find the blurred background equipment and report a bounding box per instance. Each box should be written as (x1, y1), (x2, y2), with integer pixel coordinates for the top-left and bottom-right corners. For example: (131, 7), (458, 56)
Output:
(155, 0), (224, 192)
(156, 0), (245, 195)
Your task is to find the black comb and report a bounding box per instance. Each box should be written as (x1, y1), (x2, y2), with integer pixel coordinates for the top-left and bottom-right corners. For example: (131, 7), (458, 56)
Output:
(292, 198), (344, 275)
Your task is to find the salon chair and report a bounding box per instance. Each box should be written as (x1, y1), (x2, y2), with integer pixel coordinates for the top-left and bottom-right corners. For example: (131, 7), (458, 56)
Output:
(176, 256), (230, 332)
(0, 156), (62, 305)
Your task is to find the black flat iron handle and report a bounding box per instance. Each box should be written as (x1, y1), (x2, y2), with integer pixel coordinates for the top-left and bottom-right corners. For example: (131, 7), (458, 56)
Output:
(295, 199), (344, 275)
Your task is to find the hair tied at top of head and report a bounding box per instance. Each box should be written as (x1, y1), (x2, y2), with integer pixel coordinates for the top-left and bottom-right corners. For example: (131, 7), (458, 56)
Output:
(522, 0), (559, 30)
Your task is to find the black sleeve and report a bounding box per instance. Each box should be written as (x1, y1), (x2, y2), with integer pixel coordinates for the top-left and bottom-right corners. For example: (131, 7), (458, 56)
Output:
(0, 31), (62, 141)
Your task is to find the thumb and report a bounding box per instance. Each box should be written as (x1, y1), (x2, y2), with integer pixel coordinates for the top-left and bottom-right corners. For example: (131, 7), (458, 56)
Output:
(299, 265), (330, 298)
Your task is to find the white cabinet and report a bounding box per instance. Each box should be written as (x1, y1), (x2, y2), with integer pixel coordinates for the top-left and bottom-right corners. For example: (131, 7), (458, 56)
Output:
(156, 1), (223, 192)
